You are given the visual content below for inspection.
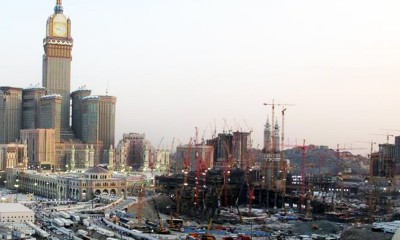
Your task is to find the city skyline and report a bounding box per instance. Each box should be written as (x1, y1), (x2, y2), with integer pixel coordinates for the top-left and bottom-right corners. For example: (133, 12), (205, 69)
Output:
(1, 1), (400, 155)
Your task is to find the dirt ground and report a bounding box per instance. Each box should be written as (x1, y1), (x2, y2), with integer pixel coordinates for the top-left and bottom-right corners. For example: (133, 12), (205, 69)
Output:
(340, 228), (393, 240)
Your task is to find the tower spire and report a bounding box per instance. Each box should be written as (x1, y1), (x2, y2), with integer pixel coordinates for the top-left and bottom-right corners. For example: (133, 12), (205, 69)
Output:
(54, 0), (64, 13)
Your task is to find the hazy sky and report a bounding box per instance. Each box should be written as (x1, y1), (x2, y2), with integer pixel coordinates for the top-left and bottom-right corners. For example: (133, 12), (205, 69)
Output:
(1, 0), (400, 155)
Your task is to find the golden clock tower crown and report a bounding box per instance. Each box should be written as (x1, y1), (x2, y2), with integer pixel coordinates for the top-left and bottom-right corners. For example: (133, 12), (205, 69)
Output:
(45, 0), (72, 39)
(42, 0), (74, 132)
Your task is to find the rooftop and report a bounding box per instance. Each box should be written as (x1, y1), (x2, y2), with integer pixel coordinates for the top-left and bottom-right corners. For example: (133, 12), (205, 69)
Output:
(85, 166), (109, 174)
(0, 203), (34, 213)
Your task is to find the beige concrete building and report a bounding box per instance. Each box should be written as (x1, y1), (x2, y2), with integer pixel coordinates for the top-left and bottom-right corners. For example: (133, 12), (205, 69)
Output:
(6, 167), (128, 201)
(155, 149), (170, 174)
(20, 129), (56, 171)
(0, 203), (34, 223)
(115, 133), (154, 172)
(55, 142), (102, 170)
(0, 143), (28, 171)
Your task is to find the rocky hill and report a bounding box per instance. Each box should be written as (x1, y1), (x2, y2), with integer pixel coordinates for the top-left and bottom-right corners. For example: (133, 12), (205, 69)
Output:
(283, 147), (369, 175)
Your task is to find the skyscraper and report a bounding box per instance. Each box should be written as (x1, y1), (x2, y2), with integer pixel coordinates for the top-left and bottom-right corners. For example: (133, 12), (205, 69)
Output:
(39, 94), (62, 142)
(81, 96), (100, 144)
(22, 87), (46, 129)
(42, 0), (73, 131)
(81, 95), (116, 152)
(98, 95), (116, 151)
(0, 87), (23, 144)
(71, 88), (91, 140)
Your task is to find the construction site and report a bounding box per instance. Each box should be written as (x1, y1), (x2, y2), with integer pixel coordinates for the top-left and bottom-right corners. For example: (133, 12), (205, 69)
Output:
(107, 103), (400, 239)
(131, 103), (400, 240)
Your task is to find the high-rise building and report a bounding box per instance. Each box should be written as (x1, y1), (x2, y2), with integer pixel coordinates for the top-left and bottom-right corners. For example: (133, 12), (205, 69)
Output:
(81, 96), (100, 144)
(42, 0), (73, 131)
(0, 87), (23, 144)
(39, 94), (62, 142)
(81, 95), (116, 154)
(98, 95), (116, 151)
(22, 87), (46, 129)
(395, 136), (400, 175)
(71, 88), (91, 140)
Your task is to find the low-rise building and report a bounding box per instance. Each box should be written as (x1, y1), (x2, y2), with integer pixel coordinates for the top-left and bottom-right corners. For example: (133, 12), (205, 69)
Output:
(0, 203), (34, 223)
(5, 166), (128, 201)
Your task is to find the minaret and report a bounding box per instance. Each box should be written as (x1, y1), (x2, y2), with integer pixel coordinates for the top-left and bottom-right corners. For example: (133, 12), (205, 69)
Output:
(70, 145), (75, 170)
(264, 115), (271, 154)
(273, 119), (280, 154)
(89, 145), (95, 167)
(43, 0), (73, 133)
(108, 145), (114, 171)
(84, 145), (89, 169)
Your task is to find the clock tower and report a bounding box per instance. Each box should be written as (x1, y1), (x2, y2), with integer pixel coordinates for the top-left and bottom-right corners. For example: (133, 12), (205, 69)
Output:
(42, 0), (73, 132)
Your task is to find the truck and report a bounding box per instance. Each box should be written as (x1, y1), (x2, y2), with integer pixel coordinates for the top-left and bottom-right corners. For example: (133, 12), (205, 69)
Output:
(59, 218), (72, 227)
(82, 218), (90, 227)
(70, 214), (80, 222)
(53, 218), (65, 227)
(95, 227), (115, 237)
(77, 229), (88, 237)
(58, 211), (71, 219)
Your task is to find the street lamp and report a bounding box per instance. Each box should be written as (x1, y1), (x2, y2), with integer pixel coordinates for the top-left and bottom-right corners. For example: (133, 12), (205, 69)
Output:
(14, 183), (19, 203)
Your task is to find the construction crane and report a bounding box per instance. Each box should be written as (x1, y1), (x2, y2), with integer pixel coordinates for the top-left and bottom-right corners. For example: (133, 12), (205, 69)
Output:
(355, 140), (376, 177)
(183, 138), (192, 187)
(150, 137), (164, 191)
(334, 144), (366, 174)
(169, 137), (175, 175)
(152, 198), (170, 234)
(284, 140), (313, 211)
(371, 133), (394, 144)
(176, 138), (192, 217)
(137, 178), (145, 225)
(194, 127), (202, 207)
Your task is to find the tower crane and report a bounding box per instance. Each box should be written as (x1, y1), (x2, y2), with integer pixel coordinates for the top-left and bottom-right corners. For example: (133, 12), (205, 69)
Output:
(194, 127), (202, 207)
(168, 137), (175, 175)
(355, 140), (376, 177)
(371, 133), (394, 144)
(284, 140), (313, 211)
(176, 138), (192, 217)
(183, 138), (192, 186)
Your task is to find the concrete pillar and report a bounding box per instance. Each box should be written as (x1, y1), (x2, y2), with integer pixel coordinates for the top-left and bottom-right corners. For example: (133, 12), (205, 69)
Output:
(108, 145), (114, 171)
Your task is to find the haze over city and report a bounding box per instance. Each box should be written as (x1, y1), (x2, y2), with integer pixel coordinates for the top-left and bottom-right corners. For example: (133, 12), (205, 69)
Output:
(1, 0), (400, 155)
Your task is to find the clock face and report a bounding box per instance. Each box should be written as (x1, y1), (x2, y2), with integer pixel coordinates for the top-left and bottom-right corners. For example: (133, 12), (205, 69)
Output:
(53, 23), (67, 37)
